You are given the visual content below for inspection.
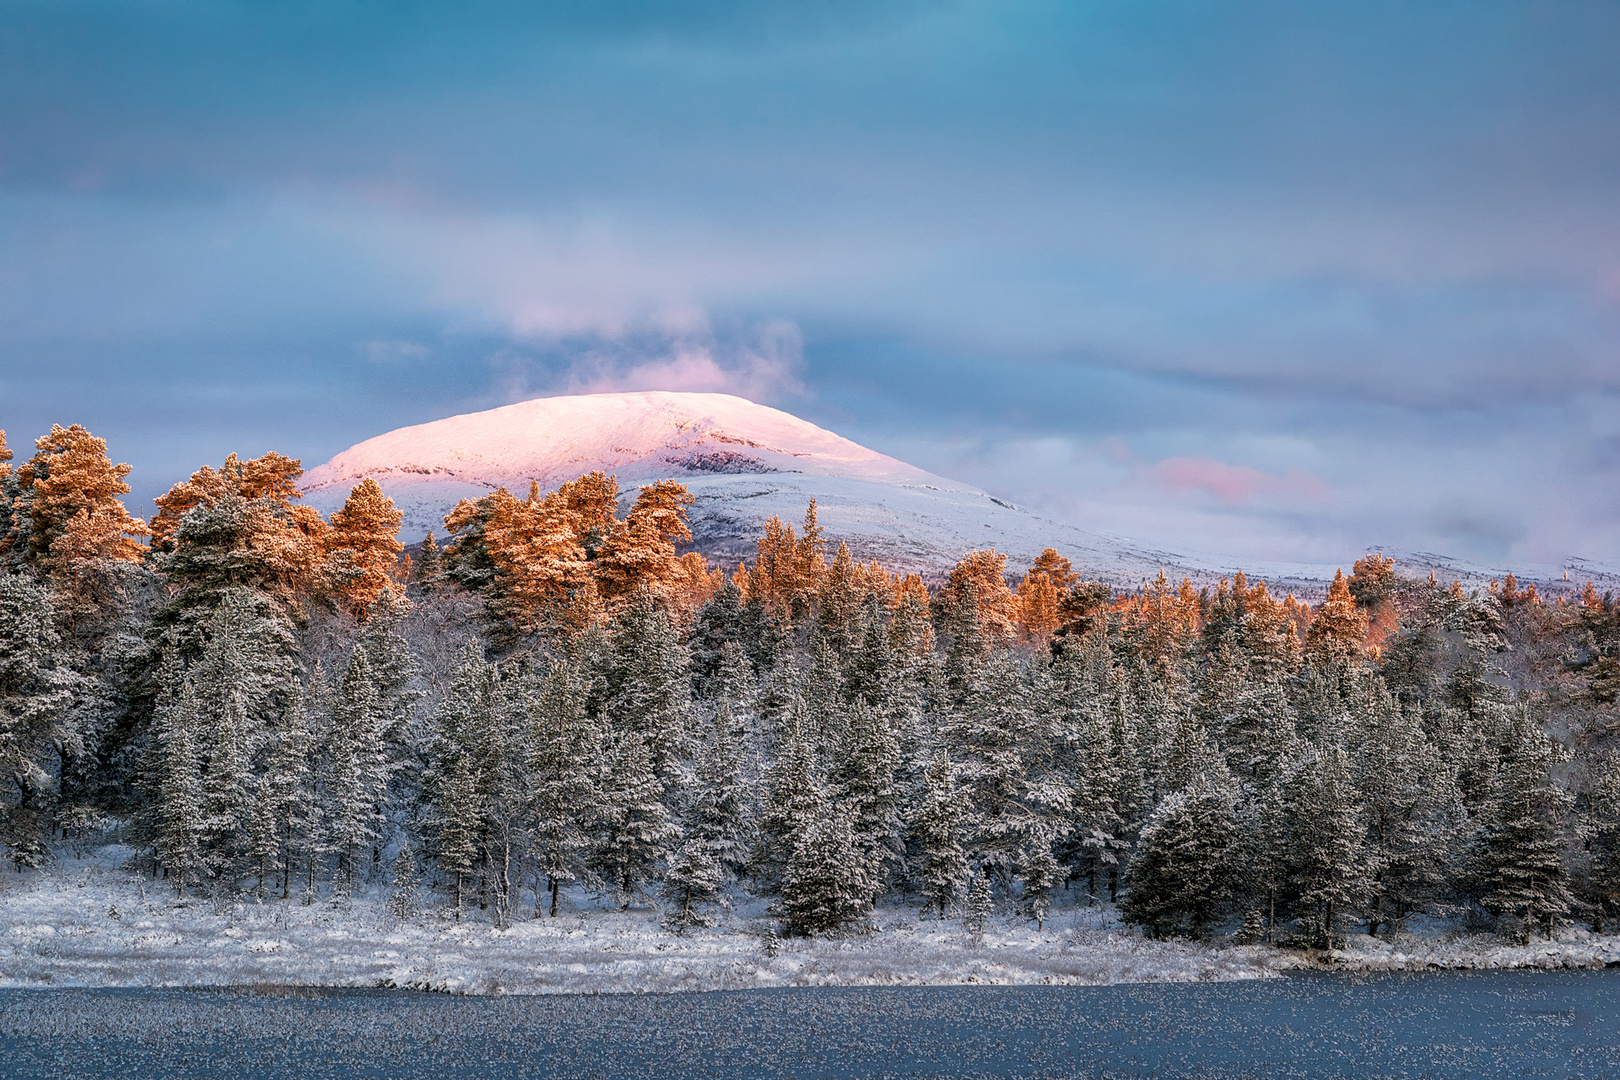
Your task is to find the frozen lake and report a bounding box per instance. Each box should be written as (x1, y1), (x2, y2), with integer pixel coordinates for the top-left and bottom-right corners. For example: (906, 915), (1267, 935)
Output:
(3, 970), (1618, 1078)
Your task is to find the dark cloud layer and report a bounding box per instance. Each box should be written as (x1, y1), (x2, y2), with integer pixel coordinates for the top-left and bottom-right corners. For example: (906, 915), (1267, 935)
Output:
(1, 0), (1616, 573)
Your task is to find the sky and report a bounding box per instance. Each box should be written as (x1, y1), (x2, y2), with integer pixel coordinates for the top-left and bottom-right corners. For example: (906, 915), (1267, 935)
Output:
(2, 0), (1618, 574)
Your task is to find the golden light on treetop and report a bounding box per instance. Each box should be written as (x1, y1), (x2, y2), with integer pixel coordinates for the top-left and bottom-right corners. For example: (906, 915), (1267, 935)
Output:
(14, 424), (149, 569)
(937, 549), (1020, 645)
(324, 477), (406, 616)
(1305, 568), (1367, 663)
(151, 451), (306, 553)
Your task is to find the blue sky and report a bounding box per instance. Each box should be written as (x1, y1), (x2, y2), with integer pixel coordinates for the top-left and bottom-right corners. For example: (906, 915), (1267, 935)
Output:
(2, 0), (1617, 571)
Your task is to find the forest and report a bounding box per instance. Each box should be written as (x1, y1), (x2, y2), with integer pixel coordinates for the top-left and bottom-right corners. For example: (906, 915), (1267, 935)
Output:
(3, 421), (1620, 950)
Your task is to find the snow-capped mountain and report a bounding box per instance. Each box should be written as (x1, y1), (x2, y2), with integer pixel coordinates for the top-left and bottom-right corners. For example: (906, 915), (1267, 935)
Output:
(299, 391), (1255, 585)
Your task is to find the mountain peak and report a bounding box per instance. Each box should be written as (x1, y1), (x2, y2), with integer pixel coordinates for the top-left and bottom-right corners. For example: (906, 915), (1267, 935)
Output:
(301, 391), (963, 497)
(300, 391), (1194, 584)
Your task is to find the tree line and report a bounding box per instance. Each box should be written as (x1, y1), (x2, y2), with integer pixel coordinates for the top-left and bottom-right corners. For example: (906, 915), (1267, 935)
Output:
(2, 422), (1619, 945)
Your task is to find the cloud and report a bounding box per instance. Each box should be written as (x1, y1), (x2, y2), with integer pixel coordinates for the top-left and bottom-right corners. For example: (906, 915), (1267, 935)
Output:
(488, 317), (805, 405)
(1146, 456), (1328, 505)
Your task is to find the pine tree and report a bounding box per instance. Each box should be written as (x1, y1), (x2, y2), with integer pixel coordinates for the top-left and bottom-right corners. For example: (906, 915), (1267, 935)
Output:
(0, 573), (81, 868)
(662, 839), (724, 932)
(1020, 841), (1067, 930)
(1474, 715), (1574, 942)
(1588, 761), (1620, 932)
(387, 843), (422, 921)
(604, 589), (692, 781)
(1121, 767), (1239, 939)
(1305, 570), (1367, 667)
(754, 704), (822, 892)
(323, 478), (405, 616)
(411, 530), (442, 594)
(12, 423), (149, 570)
(437, 751), (480, 921)
(324, 647), (391, 891)
(526, 654), (601, 916)
(912, 749), (970, 917)
(1284, 742), (1371, 946)
(830, 701), (903, 891)
(1353, 688), (1460, 936)
(153, 682), (204, 894)
(591, 728), (678, 906)
(265, 685), (318, 899)
(962, 868), (994, 945)
(815, 543), (864, 655)
(782, 801), (874, 934)
(689, 695), (750, 878)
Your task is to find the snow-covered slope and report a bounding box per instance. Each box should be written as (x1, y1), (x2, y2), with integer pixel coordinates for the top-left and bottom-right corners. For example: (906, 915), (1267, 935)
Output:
(300, 392), (1218, 583)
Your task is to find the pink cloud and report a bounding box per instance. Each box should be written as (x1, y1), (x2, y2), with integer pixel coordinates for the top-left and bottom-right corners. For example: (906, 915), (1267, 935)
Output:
(1147, 455), (1327, 504)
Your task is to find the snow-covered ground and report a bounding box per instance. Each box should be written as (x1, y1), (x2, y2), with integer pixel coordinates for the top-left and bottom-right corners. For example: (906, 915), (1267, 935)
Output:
(0, 846), (1279, 994)
(6, 846), (1618, 995)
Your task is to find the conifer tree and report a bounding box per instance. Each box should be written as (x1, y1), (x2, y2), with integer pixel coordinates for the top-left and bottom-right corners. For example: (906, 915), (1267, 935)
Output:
(754, 704), (822, 892)
(1305, 570), (1367, 667)
(265, 685), (318, 899)
(783, 801), (873, 934)
(604, 589), (692, 781)
(912, 749), (969, 917)
(689, 694), (750, 878)
(11, 424), (149, 570)
(590, 728), (678, 905)
(153, 682), (204, 893)
(1122, 766), (1239, 939)
(526, 654), (601, 916)
(815, 543), (864, 655)
(324, 647), (391, 890)
(935, 550), (1019, 648)
(323, 478), (405, 616)
(387, 843), (422, 921)
(1588, 761), (1620, 932)
(1284, 742), (1371, 946)
(0, 573), (81, 867)
(831, 701), (904, 890)
(1020, 841), (1067, 930)
(1354, 689), (1460, 936)
(1473, 715), (1574, 942)
(690, 580), (747, 695)
(962, 868), (994, 945)
(411, 530), (442, 594)
(662, 839), (724, 932)
(437, 752), (480, 920)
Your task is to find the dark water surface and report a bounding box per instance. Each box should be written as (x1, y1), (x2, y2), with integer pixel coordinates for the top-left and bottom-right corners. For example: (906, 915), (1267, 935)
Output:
(3, 971), (1618, 1079)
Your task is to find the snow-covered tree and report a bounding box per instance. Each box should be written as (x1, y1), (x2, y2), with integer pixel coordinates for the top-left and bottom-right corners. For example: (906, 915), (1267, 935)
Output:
(323, 647), (391, 890)
(662, 839), (724, 932)
(0, 573), (81, 868)
(1122, 766), (1239, 939)
(590, 728), (678, 905)
(1284, 741), (1370, 946)
(322, 478), (404, 616)
(962, 868), (994, 945)
(782, 801), (873, 934)
(912, 749), (970, 917)
(689, 694), (751, 878)
(436, 752), (480, 921)
(152, 682), (204, 893)
(830, 701), (904, 891)
(754, 704), (822, 892)
(1588, 761), (1620, 932)
(1020, 841), (1067, 930)
(525, 654), (601, 916)
(1473, 715), (1574, 942)
(1353, 689), (1460, 936)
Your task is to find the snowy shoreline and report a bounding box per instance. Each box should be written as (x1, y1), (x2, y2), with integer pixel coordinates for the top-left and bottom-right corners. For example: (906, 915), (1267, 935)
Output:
(4, 849), (1619, 995)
